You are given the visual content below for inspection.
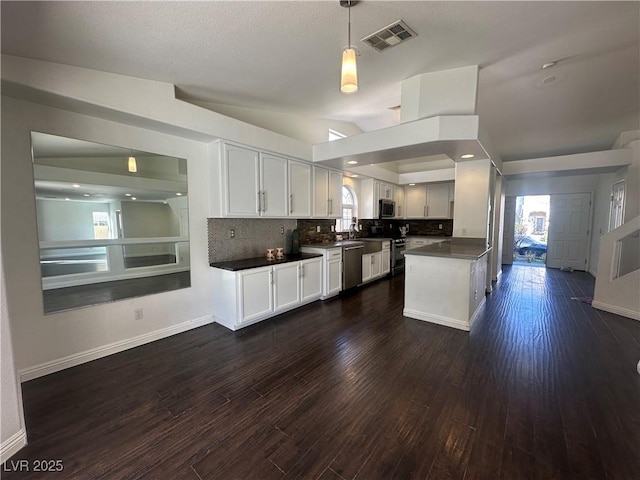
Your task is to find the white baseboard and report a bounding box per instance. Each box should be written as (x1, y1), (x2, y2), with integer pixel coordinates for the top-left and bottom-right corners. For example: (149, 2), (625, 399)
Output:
(403, 309), (471, 331)
(591, 300), (640, 321)
(19, 315), (214, 382)
(0, 429), (27, 464)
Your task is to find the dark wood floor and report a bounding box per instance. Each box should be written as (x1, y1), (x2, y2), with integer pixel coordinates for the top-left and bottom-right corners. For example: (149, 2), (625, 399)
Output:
(5, 265), (639, 479)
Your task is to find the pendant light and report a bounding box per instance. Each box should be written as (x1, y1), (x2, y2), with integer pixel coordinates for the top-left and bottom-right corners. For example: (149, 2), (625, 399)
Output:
(340, 0), (359, 94)
(128, 152), (137, 173)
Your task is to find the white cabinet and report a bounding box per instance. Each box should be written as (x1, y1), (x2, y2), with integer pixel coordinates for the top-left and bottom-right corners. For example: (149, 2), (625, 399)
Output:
(426, 183), (452, 218)
(300, 257), (323, 302)
(260, 153), (289, 217)
(300, 247), (343, 299)
(238, 266), (273, 324)
(222, 144), (261, 217)
(381, 248), (391, 275)
(379, 182), (394, 201)
(405, 185), (428, 218)
(394, 186), (405, 219)
(273, 262), (301, 313)
(362, 241), (389, 283)
(362, 253), (373, 283)
(313, 167), (342, 218)
(289, 160), (312, 217)
(405, 183), (454, 219)
(211, 257), (322, 331)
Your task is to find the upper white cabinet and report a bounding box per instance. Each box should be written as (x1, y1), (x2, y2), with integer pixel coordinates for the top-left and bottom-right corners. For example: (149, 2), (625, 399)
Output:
(405, 185), (428, 218)
(426, 183), (451, 218)
(208, 140), (314, 218)
(379, 182), (394, 201)
(288, 160), (312, 218)
(222, 144), (261, 217)
(313, 167), (343, 218)
(260, 153), (289, 217)
(405, 182), (454, 219)
(394, 186), (405, 219)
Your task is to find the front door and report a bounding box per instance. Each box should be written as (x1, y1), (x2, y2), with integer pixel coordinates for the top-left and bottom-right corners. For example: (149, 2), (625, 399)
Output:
(547, 193), (591, 271)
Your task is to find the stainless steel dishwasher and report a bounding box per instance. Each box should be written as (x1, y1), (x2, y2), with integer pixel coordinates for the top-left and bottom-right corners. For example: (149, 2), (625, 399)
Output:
(342, 244), (363, 290)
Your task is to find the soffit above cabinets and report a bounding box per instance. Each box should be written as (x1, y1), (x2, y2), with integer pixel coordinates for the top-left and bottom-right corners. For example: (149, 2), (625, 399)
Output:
(312, 115), (491, 171)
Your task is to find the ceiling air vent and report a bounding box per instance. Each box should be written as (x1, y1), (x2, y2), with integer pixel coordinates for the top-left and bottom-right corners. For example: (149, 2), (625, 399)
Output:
(362, 20), (417, 52)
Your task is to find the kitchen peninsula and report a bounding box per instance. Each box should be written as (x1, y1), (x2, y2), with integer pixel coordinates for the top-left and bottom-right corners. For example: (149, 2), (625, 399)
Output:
(404, 238), (491, 331)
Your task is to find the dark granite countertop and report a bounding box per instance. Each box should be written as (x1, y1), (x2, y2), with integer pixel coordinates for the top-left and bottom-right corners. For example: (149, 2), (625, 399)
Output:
(301, 240), (364, 249)
(210, 253), (322, 271)
(404, 238), (491, 260)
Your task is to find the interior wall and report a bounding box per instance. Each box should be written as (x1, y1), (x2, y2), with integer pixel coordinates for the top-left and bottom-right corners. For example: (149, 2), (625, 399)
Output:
(1, 210), (27, 463)
(36, 199), (111, 241)
(621, 139), (639, 221)
(1, 96), (213, 378)
(453, 159), (492, 238)
(121, 201), (177, 237)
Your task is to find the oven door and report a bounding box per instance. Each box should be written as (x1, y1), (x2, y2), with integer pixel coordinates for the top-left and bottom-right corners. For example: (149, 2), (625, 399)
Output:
(392, 244), (406, 274)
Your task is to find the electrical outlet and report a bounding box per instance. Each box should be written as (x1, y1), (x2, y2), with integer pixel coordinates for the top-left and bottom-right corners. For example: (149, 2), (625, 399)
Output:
(280, 226), (284, 234)
(134, 308), (144, 320)
(316, 225), (321, 233)
(359, 224), (362, 230)
(439, 224), (443, 230)
(330, 225), (335, 232)
(462, 228), (467, 235)
(229, 229), (235, 238)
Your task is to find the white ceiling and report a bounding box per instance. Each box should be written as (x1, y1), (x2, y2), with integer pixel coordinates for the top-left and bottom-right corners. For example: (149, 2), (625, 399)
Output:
(2, 1), (639, 163)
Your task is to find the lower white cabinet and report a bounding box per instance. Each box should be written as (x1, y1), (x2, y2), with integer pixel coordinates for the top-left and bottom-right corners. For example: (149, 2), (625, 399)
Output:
(300, 246), (343, 299)
(362, 241), (390, 283)
(212, 257), (322, 330)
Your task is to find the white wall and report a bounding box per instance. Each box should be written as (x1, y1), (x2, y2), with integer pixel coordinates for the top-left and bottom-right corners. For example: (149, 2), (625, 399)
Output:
(1, 209), (27, 464)
(621, 139), (639, 222)
(121, 201), (177, 238)
(1, 97), (212, 379)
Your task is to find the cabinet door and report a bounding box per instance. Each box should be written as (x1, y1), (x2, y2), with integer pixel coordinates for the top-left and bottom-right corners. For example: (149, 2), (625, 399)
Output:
(238, 267), (273, 323)
(371, 251), (382, 278)
(426, 184), (451, 218)
(260, 154), (289, 217)
(289, 160), (312, 217)
(224, 145), (260, 216)
(313, 166), (329, 217)
(362, 253), (372, 282)
(394, 186), (405, 218)
(405, 186), (427, 218)
(327, 258), (342, 296)
(379, 182), (393, 201)
(328, 170), (343, 219)
(273, 263), (300, 313)
(381, 249), (391, 275)
(300, 258), (322, 302)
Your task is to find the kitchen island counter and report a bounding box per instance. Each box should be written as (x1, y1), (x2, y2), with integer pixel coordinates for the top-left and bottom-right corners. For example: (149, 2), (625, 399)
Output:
(404, 238), (491, 331)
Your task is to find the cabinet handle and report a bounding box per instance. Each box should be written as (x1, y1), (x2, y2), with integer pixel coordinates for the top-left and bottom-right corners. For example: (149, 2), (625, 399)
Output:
(327, 198), (331, 215)
(423, 205), (426, 216)
(427, 205), (429, 216)
(301, 265), (305, 277)
(269, 271), (273, 285)
(289, 194), (294, 214)
(329, 198), (332, 215)
(262, 191), (267, 212)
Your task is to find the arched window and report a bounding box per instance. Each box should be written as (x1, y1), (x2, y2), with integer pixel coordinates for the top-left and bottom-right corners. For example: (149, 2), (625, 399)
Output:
(340, 185), (358, 232)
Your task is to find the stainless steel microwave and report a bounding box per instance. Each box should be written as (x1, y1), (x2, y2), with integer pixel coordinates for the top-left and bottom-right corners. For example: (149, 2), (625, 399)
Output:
(379, 199), (395, 218)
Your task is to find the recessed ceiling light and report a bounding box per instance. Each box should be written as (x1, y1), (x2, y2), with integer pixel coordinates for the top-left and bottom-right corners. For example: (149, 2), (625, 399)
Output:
(351, 174), (359, 178)
(65, 197), (71, 201)
(83, 194), (91, 197)
(125, 193), (132, 197)
(460, 154), (475, 159)
(408, 183), (416, 186)
(347, 160), (358, 165)
(131, 197), (137, 200)
(72, 184), (81, 188)
(541, 61), (556, 70)
(176, 192), (183, 196)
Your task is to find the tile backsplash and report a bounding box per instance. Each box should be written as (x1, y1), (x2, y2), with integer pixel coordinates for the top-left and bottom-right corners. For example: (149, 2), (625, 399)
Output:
(208, 218), (297, 263)
(208, 218), (454, 263)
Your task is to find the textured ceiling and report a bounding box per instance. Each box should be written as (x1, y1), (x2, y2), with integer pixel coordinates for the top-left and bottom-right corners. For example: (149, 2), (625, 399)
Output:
(2, 1), (639, 162)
